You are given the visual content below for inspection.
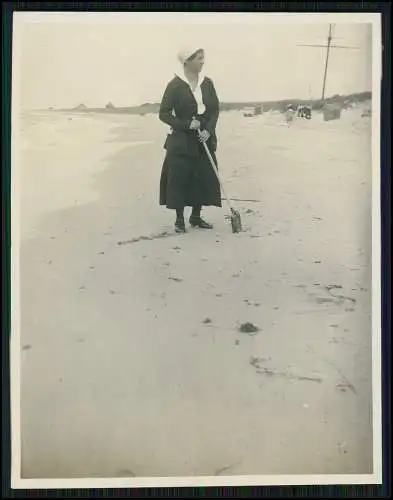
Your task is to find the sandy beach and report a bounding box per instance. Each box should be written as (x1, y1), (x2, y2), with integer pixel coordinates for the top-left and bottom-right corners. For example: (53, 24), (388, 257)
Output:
(17, 106), (373, 479)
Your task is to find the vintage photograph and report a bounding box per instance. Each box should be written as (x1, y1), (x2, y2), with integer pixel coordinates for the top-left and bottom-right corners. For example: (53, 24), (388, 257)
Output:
(11, 12), (381, 487)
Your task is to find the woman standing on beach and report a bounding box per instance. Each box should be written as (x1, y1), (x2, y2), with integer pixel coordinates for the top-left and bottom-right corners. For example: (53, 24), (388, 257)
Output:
(159, 47), (222, 233)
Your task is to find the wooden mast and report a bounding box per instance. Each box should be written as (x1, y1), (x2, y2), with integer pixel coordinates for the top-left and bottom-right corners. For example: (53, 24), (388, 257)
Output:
(297, 24), (359, 102)
(321, 24), (333, 101)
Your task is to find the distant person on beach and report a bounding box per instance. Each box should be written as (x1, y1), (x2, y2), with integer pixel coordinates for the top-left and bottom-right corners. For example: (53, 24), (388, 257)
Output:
(158, 47), (222, 233)
(284, 104), (296, 125)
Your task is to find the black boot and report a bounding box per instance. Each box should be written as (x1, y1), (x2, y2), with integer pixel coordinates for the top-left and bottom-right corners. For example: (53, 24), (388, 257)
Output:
(189, 216), (213, 229)
(175, 217), (186, 233)
(189, 207), (213, 229)
(175, 208), (186, 233)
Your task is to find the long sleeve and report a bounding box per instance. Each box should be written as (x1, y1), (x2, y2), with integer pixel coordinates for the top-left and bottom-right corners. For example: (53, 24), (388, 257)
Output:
(204, 80), (219, 135)
(159, 82), (191, 131)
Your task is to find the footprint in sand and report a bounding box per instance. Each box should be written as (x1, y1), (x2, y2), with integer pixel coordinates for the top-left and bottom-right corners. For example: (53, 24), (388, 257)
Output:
(168, 276), (183, 283)
(250, 357), (323, 384)
(243, 299), (261, 307)
(250, 356), (271, 369)
(306, 284), (356, 309)
(336, 380), (357, 394)
(316, 297), (336, 304)
(329, 337), (345, 344)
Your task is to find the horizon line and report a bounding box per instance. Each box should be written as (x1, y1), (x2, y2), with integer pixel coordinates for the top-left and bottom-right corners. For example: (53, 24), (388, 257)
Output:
(24, 90), (372, 112)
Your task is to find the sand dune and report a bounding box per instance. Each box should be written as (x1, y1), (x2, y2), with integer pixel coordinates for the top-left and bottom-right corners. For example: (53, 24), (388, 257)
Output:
(17, 106), (373, 478)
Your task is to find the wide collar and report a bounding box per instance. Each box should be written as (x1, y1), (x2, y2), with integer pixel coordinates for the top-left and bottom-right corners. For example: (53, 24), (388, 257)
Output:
(175, 72), (206, 114)
(175, 72), (206, 91)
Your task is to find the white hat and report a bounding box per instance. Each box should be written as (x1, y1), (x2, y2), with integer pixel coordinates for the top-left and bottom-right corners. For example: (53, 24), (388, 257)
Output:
(177, 47), (203, 65)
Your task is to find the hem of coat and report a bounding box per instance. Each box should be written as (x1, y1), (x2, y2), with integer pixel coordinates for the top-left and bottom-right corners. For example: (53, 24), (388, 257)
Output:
(160, 203), (222, 209)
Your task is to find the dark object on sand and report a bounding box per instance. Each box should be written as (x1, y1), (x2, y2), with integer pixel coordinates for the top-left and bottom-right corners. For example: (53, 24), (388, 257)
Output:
(323, 103), (341, 121)
(239, 322), (260, 334)
(243, 106), (262, 117)
(297, 105), (312, 119)
(199, 131), (242, 233)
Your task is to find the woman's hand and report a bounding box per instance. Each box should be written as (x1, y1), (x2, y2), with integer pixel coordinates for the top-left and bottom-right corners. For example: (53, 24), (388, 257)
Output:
(189, 118), (201, 130)
(198, 130), (210, 143)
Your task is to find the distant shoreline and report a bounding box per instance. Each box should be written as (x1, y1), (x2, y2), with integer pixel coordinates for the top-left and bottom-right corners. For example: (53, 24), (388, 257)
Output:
(38, 91), (371, 115)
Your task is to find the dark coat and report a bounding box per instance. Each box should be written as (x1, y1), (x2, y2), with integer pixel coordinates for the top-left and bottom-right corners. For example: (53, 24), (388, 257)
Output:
(159, 75), (222, 209)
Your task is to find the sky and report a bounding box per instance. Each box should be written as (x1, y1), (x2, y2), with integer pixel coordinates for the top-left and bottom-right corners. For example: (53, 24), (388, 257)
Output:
(14, 13), (374, 110)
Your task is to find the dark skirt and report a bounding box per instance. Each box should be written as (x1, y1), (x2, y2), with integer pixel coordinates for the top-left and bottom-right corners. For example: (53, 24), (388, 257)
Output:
(159, 137), (222, 209)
